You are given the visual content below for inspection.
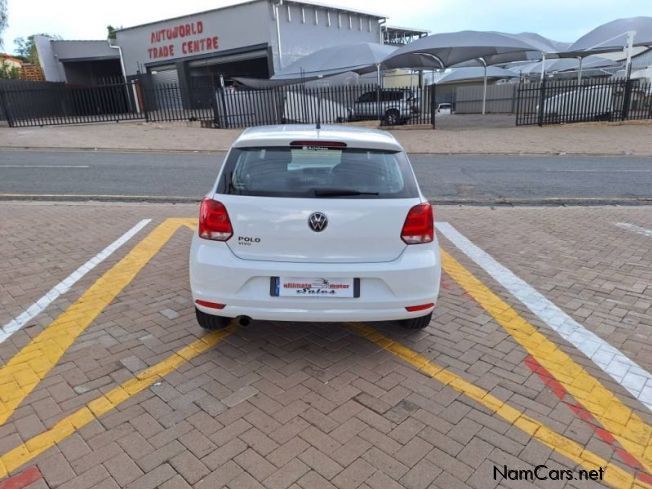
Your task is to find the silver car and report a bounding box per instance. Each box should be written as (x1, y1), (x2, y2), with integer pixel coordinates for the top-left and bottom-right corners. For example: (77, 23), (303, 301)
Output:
(349, 89), (420, 125)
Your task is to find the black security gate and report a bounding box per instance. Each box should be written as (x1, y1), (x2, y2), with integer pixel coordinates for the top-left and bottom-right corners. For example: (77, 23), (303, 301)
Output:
(0, 80), (143, 127)
(210, 84), (436, 129)
(140, 82), (217, 123)
(515, 78), (652, 126)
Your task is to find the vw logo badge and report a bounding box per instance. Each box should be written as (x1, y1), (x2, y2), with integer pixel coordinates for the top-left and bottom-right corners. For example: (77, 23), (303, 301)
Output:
(308, 212), (328, 232)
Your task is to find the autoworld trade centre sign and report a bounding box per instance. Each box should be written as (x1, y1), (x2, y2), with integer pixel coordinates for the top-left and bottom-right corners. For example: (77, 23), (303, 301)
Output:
(147, 20), (219, 59)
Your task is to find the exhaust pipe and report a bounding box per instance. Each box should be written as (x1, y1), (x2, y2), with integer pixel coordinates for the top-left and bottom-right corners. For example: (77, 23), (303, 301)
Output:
(237, 316), (251, 326)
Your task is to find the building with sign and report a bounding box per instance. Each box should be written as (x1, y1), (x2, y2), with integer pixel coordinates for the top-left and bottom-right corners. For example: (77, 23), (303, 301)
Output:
(34, 0), (386, 89)
(115, 0), (385, 91)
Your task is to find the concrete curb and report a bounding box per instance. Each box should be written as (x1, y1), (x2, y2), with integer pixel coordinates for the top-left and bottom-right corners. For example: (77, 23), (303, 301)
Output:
(0, 194), (200, 203)
(428, 198), (652, 207)
(1, 194), (651, 207)
(0, 146), (649, 157)
(0, 146), (226, 155)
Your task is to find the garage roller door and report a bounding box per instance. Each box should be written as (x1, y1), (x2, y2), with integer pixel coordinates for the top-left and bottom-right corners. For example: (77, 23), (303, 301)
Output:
(149, 66), (183, 110)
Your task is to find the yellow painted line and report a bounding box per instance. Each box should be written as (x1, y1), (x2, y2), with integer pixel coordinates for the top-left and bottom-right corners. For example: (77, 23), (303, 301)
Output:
(348, 322), (649, 489)
(0, 325), (236, 478)
(0, 218), (191, 427)
(440, 249), (652, 475)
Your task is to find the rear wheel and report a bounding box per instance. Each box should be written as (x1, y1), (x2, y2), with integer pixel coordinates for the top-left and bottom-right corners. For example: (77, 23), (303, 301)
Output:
(399, 312), (432, 330)
(195, 307), (230, 330)
(384, 109), (400, 126)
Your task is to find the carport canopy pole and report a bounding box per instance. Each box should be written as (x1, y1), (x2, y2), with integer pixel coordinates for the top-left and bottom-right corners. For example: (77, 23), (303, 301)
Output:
(540, 52), (546, 81)
(478, 57), (488, 115)
(625, 30), (635, 79)
(376, 63), (382, 122)
(376, 63), (383, 121)
(402, 53), (445, 119)
(577, 56), (583, 82)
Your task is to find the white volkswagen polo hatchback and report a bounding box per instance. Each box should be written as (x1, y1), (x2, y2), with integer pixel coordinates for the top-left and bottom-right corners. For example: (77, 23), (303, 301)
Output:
(189, 125), (440, 330)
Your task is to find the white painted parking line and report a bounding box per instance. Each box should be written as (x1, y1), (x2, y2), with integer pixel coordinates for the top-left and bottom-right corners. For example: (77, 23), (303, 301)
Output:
(437, 221), (652, 411)
(615, 222), (652, 238)
(0, 219), (151, 345)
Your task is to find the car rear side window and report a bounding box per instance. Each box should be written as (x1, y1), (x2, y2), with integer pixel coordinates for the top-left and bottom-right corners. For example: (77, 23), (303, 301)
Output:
(217, 146), (419, 199)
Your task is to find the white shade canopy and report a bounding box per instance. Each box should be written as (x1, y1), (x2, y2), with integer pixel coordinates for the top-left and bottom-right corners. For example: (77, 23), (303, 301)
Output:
(271, 42), (397, 81)
(560, 16), (652, 57)
(434, 66), (518, 84)
(507, 55), (619, 75)
(381, 31), (543, 69)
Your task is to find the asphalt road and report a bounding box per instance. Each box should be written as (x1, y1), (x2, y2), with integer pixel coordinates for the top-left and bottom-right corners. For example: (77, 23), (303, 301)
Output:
(0, 149), (651, 203)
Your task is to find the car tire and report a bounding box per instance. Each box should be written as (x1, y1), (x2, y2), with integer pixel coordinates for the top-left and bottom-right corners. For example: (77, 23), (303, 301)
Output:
(195, 307), (231, 330)
(383, 109), (400, 126)
(399, 313), (432, 330)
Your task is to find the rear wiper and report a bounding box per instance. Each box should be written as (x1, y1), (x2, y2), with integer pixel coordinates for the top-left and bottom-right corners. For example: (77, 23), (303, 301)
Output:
(312, 188), (379, 197)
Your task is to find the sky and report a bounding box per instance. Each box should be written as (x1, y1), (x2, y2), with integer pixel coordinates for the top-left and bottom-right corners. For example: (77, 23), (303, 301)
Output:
(3, 0), (652, 53)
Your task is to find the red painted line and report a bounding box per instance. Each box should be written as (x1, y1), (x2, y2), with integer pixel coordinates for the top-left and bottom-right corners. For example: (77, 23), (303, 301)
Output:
(0, 466), (42, 489)
(524, 355), (651, 483)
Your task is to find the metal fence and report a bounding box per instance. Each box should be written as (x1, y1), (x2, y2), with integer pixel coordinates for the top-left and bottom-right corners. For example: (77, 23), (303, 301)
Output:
(1, 78), (436, 128)
(142, 82), (435, 128)
(141, 83), (216, 123)
(0, 81), (143, 127)
(4, 75), (651, 129)
(215, 84), (434, 128)
(516, 77), (652, 126)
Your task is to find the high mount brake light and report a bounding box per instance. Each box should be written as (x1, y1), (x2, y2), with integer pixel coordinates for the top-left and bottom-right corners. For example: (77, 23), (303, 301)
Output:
(401, 203), (434, 245)
(290, 140), (347, 149)
(198, 198), (233, 241)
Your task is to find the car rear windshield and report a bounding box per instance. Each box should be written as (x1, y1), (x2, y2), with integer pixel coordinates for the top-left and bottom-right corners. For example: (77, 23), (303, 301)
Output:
(216, 146), (420, 199)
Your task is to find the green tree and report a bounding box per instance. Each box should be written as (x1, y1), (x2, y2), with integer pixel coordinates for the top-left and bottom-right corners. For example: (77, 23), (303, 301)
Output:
(14, 36), (38, 64)
(0, 63), (20, 79)
(107, 25), (117, 40)
(14, 34), (59, 65)
(0, 0), (8, 48)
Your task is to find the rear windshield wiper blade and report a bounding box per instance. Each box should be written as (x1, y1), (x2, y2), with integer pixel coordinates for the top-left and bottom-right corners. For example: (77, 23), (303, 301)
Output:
(312, 188), (380, 197)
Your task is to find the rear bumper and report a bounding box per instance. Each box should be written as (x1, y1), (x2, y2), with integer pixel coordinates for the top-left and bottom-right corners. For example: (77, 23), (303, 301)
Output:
(189, 236), (441, 322)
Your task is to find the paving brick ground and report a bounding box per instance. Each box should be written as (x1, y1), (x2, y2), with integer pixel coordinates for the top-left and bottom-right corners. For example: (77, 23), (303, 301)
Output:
(0, 202), (650, 488)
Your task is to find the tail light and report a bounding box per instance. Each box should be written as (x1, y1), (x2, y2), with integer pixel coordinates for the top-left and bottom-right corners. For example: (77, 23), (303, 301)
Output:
(198, 198), (233, 241)
(401, 203), (434, 244)
(195, 300), (225, 309)
(406, 303), (434, 312)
